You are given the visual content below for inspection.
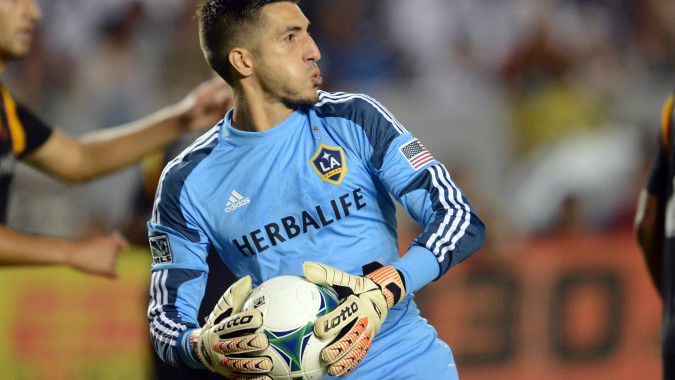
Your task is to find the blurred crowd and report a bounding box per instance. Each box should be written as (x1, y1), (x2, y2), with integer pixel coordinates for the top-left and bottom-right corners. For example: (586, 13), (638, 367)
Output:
(4, 0), (675, 244)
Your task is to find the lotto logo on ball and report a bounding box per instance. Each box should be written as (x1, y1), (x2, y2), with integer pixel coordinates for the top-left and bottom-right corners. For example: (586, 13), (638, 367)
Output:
(243, 275), (340, 380)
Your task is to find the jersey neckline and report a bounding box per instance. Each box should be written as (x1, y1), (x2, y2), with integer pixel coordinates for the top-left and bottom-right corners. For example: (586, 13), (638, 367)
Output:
(220, 107), (306, 146)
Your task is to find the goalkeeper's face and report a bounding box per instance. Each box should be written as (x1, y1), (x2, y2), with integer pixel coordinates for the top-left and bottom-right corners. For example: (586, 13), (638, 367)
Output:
(249, 2), (322, 106)
(0, 0), (42, 67)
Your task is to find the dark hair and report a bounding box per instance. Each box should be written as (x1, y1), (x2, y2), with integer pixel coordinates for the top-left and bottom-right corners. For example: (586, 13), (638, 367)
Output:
(197, 0), (299, 85)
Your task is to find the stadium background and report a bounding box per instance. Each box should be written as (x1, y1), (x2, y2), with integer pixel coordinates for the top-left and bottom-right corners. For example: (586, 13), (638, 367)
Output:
(1, 0), (672, 379)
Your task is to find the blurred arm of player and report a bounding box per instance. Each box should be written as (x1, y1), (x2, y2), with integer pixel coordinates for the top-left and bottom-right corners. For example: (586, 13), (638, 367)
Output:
(635, 189), (664, 296)
(0, 77), (231, 278)
(0, 225), (128, 278)
(22, 77), (231, 183)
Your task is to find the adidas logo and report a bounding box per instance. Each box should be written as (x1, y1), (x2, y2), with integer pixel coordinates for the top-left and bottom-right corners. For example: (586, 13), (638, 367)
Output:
(225, 190), (250, 213)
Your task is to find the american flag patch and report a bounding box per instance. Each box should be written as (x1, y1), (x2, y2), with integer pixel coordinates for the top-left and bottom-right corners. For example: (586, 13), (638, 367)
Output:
(399, 139), (434, 170)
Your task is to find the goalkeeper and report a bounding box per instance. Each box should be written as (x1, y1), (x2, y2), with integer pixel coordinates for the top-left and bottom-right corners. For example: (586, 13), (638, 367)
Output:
(147, 1), (486, 379)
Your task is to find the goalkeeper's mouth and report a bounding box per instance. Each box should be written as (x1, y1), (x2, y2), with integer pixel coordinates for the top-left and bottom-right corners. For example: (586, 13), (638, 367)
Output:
(312, 69), (323, 86)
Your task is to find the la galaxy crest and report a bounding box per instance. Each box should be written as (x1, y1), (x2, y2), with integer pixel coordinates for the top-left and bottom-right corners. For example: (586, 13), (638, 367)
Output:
(310, 144), (347, 185)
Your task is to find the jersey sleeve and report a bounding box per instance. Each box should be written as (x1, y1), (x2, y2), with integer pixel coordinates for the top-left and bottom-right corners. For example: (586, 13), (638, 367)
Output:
(394, 161), (486, 277)
(146, 163), (212, 369)
(0, 85), (53, 156)
(647, 134), (668, 200)
(16, 103), (53, 155)
(320, 92), (486, 289)
(381, 137), (485, 285)
(647, 92), (675, 199)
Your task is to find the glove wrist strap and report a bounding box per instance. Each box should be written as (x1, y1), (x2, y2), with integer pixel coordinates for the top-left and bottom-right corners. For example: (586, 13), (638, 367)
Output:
(189, 329), (207, 368)
(366, 265), (406, 308)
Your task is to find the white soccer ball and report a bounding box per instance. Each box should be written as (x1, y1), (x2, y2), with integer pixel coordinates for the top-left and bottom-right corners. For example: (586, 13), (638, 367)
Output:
(242, 275), (340, 380)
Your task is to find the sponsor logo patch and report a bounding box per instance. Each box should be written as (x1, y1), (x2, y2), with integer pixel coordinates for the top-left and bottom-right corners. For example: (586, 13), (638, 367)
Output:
(311, 144), (347, 184)
(399, 139), (434, 170)
(149, 234), (173, 264)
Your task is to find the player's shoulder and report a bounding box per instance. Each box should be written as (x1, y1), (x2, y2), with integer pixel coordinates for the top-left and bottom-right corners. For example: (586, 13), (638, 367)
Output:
(315, 90), (386, 115)
(314, 90), (407, 134)
(160, 125), (221, 188)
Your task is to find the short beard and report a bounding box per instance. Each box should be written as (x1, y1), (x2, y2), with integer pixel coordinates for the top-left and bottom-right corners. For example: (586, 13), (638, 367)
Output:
(282, 90), (320, 107)
(256, 59), (321, 107)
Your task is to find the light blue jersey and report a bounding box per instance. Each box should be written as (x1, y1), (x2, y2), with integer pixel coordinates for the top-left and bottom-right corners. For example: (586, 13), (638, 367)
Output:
(147, 91), (485, 378)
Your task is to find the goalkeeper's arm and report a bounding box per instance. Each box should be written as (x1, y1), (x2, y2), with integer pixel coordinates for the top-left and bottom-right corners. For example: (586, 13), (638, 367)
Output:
(150, 273), (273, 378)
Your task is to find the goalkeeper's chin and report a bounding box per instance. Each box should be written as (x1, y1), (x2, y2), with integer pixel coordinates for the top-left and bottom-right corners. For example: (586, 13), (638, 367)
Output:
(284, 91), (321, 107)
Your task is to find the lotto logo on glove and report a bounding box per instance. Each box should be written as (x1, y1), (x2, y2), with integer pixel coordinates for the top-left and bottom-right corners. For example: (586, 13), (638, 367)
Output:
(323, 301), (360, 333)
(213, 313), (255, 332)
(303, 261), (406, 376)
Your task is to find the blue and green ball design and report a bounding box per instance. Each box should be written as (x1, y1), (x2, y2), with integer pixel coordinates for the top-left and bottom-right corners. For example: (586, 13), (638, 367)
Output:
(264, 285), (340, 378)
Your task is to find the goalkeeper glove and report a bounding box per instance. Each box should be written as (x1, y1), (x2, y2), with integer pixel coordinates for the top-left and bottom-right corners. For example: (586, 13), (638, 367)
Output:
(302, 261), (406, 376)
(189, 275), (272, 379)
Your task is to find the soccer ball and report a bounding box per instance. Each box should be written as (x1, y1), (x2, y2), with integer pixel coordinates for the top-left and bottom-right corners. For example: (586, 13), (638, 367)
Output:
(242, 275), (340, 380)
